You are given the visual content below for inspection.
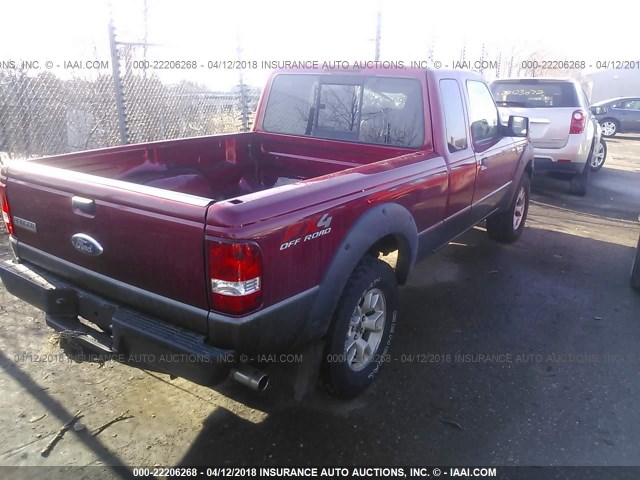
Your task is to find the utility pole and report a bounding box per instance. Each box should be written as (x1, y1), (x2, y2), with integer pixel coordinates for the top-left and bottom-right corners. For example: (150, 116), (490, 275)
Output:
(143, 0), (148, 79)
(108, 18), (129, 145)
(374, 3), (381, 61)
(108, 3), (159, 145)
(237, 34), (250, 132)
(427, 36), (435, 67)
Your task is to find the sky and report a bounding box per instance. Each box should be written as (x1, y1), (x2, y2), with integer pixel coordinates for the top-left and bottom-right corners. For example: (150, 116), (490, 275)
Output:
(0, 0), (637, 90)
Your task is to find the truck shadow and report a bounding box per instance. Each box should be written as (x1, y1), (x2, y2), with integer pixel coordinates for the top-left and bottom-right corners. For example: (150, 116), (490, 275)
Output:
(177, 225), (640, 466)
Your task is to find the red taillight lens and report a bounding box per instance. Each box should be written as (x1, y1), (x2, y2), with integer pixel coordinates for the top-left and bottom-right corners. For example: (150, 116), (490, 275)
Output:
(1, 192), (14, 235)
(208, 241), (262, 315)
(569, 110), (586, 134)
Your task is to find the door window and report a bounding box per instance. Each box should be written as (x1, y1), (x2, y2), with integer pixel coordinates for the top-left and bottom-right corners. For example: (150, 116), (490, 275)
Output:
(466, 80), (499, 143)
(439, 79), (468, 152)
(612, 100), (640, 110)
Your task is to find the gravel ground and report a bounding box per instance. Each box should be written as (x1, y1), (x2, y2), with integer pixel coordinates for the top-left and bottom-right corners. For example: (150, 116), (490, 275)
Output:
(0, 135), (639, 477)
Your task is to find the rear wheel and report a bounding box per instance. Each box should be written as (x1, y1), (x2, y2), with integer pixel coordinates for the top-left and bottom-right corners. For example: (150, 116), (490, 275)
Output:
(322, 256), (398, 398)
(600, 119), (618, 138)
(569, 157), (591, 196)
(486, 173), (530, 244)
(590, 139), (607, 172)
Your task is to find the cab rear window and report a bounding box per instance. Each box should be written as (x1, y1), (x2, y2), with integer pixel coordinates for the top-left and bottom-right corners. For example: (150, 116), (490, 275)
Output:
(491, 81), (579, 108)
(262, 74), (424, 148)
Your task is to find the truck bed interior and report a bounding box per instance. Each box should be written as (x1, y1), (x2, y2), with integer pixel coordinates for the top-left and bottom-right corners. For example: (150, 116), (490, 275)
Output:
(33, 132), (415, 200)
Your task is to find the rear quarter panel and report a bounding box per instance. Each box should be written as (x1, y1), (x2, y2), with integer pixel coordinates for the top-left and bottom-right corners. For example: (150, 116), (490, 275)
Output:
(205, 149), (449, 310)
(213, 68), (450, 311)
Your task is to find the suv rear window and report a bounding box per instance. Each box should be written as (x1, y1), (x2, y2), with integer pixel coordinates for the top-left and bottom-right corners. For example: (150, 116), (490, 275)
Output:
(490, 81), (579, 108)
(262, 74), (424, 148)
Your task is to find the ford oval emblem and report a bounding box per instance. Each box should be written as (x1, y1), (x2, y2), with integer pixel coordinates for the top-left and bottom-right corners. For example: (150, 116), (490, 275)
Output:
(71, 234), (104, 256)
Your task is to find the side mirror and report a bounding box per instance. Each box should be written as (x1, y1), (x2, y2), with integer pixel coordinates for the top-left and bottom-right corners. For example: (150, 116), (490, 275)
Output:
(591, 106), (606, 115)
(508, 115), (529, 137)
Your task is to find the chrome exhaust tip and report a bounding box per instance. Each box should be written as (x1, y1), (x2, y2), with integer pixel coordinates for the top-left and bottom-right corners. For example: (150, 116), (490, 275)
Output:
(231, 365), (269, 391)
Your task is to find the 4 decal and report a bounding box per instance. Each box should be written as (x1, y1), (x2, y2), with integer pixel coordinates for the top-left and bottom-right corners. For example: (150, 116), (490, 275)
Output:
(280, 213), (333, 250)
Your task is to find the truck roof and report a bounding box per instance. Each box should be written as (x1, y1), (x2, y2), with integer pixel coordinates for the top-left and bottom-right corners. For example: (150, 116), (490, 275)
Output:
(270, 67), (486, 83)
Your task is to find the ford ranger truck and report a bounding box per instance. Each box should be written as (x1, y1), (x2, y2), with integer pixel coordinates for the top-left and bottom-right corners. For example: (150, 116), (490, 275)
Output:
(0, 68), (533, 398)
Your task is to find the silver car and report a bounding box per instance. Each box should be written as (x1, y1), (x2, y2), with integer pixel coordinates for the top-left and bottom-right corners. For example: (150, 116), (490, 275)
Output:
(490, 78), (603, 196)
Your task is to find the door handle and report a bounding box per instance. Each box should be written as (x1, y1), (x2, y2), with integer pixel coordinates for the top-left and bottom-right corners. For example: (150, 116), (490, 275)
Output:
(72, 196), (96, 215)
(480, 157), (489, 170)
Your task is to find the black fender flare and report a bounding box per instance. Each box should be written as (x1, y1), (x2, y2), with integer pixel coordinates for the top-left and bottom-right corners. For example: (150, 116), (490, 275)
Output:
(503, 141), (534, 210)
(307, 203), (418, 340)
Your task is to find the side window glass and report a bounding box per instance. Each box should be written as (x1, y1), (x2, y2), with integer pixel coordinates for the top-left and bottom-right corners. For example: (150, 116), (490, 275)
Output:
(466, 80), (499, 143)
(439, 79), (468, 152)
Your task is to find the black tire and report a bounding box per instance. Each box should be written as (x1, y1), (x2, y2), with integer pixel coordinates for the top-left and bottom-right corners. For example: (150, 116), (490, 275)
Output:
(600, 119), (618, 138)
(322, 256), (398, 398)
(590, 139), (607, 172)
(569, 159), (591, 196)
(631, 234), (640, 292)
(486, 173), (530, 244)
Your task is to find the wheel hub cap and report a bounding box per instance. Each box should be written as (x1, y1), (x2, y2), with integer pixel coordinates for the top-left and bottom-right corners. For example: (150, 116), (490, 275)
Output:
(602, 122), (615, 136)
(592, 143), (605, 168)
(513, 186), (526, 230)
(345, 288), (386, 371)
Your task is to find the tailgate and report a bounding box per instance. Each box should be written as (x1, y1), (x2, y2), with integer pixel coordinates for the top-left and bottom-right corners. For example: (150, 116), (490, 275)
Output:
(5, 161), (213, 333)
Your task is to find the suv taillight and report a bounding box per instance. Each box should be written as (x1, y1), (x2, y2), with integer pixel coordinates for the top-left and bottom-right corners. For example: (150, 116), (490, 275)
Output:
(208, 241), (262, 315)
(570, 110), (586, 134)
(1, 192), (14, 235)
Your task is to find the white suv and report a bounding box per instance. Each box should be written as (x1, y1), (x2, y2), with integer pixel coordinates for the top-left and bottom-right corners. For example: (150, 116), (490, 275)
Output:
(490, 78), (602, 196)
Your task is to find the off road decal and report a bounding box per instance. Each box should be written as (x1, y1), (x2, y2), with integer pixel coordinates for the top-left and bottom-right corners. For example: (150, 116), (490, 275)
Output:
(280, 213), (332, 250)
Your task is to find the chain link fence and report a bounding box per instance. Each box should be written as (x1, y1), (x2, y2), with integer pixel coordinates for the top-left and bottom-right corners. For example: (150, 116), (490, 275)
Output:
(0, 40), (583, 162)
(0, 67), (261, 159)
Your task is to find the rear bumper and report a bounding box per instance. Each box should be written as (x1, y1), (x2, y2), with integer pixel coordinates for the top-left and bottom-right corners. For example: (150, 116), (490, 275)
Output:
(0, 256), (235, 386)
(207, 287), (319, 353)
(532, 135), (591, 174)
(9, 239), (319, 353)
(533, 157), (585, 175)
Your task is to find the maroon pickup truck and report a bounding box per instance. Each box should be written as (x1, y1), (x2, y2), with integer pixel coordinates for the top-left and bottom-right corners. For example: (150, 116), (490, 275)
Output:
(0, 68), (533, 398)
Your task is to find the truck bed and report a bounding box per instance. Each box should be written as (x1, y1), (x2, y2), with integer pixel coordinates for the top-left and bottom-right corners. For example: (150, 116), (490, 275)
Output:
(32, 132), (415, 201)
(2, 129), (420, 334)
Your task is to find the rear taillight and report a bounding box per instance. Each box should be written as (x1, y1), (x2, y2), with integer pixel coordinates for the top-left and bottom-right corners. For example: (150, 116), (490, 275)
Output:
(1, 192), (14, 235)
(569, 110), (586, 134)
(208, 241), (262, 315)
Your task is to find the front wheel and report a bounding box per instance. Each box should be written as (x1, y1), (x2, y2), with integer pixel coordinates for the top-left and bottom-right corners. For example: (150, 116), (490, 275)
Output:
(591, 139), (607, 172)
(486, 173), (530, 244)
(322, 257), (398, 398)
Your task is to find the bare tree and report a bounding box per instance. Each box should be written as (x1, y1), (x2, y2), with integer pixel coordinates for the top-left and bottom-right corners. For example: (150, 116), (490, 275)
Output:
(319, 86), (362, 131)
